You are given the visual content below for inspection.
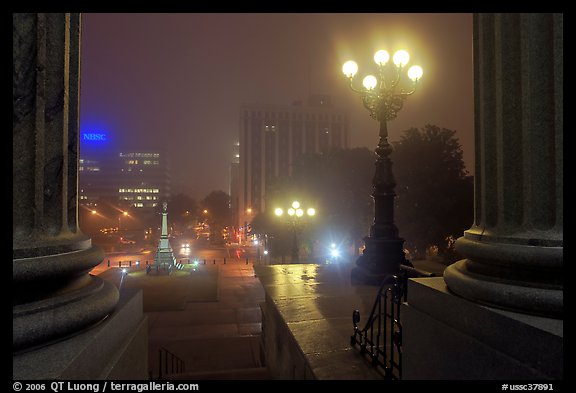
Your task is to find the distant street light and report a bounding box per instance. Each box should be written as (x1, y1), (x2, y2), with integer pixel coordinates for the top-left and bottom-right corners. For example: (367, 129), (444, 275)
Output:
(242, 207), (253, 245)
(274, 200), (316, 262)
(342, 49), (423, 284)
(118, 211), (128, 231)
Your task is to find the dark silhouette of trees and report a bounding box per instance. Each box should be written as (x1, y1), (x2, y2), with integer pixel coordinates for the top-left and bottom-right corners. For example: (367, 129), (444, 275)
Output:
(253, 127), (472, 263)
(201, 190), (232, 244)
(392, 124), (473, 262)
(166, 193), (198, 233)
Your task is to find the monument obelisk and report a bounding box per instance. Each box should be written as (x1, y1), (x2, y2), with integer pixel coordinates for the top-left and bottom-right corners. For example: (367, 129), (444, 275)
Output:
(153, 202), (176, 269)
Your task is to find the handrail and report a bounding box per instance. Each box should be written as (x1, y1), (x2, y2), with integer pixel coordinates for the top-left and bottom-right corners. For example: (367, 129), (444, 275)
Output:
(157, 346), (185, 380)
(350, 265), (435, 379)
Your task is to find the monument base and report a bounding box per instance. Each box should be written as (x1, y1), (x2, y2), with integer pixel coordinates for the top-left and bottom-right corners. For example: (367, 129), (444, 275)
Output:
(13, 288), (148, 380)
(402, 277), (562, 380)
(153, 249), (176, 267)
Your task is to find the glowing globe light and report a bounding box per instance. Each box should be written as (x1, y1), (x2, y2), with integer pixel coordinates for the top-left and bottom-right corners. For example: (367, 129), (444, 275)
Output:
(373, 50), (390, 66)
(296, 208), (304, 217)
(274, 208), (283, 216)
(307, 208), (316, 216)
(291, 201), (300, 209)
(288, 208), (296, 216)
(342, 60), (358, 78)
(393, 50), (410, 67)
(408, 65), (423, 81)
(362, 75), (378, 90)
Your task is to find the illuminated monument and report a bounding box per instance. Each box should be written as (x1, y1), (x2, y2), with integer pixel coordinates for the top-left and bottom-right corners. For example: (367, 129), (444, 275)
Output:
(153, 202), (176, 269)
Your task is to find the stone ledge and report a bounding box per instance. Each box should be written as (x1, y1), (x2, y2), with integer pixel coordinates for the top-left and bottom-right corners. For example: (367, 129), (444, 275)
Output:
(255, 263), (384, 379)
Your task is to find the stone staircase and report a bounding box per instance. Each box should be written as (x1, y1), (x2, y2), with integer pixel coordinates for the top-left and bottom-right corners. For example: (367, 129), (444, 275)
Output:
(147, 262), (269, 381)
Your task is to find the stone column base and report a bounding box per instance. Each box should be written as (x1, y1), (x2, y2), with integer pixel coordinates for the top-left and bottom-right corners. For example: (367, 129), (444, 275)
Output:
(402, 277), (562, 380)
(13, 288), (148, 380)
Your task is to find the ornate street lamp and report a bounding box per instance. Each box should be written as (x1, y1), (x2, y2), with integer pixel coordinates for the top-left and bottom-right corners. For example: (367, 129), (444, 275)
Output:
(343, 49), (423, 285)
(274, 200), (316, 262)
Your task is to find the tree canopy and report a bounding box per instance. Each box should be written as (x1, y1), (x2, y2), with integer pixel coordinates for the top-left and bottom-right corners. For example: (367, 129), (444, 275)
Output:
(200, 190), (232, 241)
(250, 125), (472, 263)
(392, 124), (473, 260)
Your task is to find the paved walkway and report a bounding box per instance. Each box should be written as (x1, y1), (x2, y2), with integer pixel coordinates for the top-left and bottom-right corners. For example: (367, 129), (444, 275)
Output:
(96, 256), (448, 379)
(145, 261), (269, 379)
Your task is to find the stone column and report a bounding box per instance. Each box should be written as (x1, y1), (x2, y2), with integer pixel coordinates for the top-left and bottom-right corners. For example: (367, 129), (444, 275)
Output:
(13, 13), (118, 352)
(444, 13), (563, 318)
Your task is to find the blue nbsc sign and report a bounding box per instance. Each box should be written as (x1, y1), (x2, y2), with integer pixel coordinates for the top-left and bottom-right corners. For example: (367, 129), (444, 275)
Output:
(82, 133), (107, 142)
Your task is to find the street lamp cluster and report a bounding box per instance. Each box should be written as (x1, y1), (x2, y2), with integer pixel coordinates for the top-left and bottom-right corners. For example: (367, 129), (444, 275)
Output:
(342, 49), (423, 285)
(274, 201), (316, 262)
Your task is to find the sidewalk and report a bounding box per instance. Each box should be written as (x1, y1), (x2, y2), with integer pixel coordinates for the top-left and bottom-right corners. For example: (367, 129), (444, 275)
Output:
(145, 261), (269, 379)
(98, 256), (448, 379)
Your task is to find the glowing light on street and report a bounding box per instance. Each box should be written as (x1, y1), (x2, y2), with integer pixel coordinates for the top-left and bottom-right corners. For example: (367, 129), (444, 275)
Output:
(408, 65), (423, 81)
(393, 50), (410, 67)
(362, 75), (377, 90)
(373, 50), (390, 66)
(342, 60), (358, 78)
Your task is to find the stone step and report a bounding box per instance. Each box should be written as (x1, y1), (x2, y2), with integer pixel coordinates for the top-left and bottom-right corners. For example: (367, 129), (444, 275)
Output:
(149, 336), (265, 379)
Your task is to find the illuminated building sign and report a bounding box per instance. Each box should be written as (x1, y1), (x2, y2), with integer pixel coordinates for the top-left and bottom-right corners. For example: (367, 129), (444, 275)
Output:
(82, 133), (107, 142)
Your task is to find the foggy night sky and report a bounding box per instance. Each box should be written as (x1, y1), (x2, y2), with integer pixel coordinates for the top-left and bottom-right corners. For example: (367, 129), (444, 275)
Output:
(80, 13), (474, 201)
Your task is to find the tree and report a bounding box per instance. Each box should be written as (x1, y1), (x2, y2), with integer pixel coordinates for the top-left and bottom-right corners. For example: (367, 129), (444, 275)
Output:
(167, 193), (198, 233)
(391, 124), (473, 262)
(201, 190), (232, 243)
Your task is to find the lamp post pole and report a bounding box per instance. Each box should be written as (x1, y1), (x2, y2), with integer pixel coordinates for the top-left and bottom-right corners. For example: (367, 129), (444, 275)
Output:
(343, 50), (423, 285)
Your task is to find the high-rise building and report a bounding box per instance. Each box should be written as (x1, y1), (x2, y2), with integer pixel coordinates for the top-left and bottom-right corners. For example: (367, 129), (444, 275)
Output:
(117, 151), (170, 209)
(79, 131), (170, 223)
(236, 94), (349, 230)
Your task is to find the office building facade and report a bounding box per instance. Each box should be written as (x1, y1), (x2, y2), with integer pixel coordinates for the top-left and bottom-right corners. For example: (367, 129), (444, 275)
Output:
(237, 95), (349, 230)
(79, 131), (170, 214)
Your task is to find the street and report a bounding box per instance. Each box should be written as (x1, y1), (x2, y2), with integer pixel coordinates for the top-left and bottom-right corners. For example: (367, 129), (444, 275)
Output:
(89, 238), (260, 276)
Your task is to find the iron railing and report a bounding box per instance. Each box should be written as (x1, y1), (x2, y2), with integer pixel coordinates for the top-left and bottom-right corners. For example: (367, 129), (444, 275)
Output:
(350, 266), (434, 380)
(157, 346), (185, 380)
